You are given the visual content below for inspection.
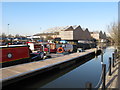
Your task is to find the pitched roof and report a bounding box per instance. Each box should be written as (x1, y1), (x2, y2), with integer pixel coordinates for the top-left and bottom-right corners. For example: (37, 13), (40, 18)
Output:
(72, 25), (79, 29)
(64, 26), (74, 31)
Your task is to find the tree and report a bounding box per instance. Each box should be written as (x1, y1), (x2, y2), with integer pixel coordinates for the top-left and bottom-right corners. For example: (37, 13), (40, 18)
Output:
(108, 22), (120, 57)
(108, 22), (120, 46)
(1, 33), (7, 38)
(8, 34), (13, 38)
(44, 36), (53, 41)
(15, 34), (20, 38)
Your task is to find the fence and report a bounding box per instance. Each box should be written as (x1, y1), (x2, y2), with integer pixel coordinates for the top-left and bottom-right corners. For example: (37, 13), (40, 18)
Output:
(85, 49), (118, 90)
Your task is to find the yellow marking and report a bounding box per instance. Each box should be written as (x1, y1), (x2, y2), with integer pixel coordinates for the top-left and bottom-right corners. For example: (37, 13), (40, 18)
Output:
(0, 57), (30, 63)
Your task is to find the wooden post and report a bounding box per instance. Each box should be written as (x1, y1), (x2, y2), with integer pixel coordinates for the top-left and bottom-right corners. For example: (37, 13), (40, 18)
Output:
(109, 57), (112, 76)
(102, 64), (106, 90)
(114, 50), (116, 63)
(85, 82), (92, 90)
(112, 53), (114, 67)
(115, 49), (117, 59)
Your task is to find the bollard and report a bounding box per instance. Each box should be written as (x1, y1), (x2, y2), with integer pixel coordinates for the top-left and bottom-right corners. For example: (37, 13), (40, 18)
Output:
(101, 50), (103, 62)
(114, 50), (117, 63)
(114, 50), (117, 60)
(115, 49), (117, 60)
(95, 48), (97, 55)
(85, 82), (92, 90)
(109, 57), (112, 76)
(112, 53), (114, 67)
(102, 64), (106, 90)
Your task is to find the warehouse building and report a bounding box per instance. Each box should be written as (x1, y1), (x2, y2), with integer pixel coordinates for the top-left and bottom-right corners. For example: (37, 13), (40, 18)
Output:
(59, 25), (92, 40)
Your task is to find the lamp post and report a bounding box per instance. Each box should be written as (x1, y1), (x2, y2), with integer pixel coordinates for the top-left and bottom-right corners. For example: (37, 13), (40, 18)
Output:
(7, 24), (12, 45)
(7, 24), (10, 37)
(7, 24), (10, 46)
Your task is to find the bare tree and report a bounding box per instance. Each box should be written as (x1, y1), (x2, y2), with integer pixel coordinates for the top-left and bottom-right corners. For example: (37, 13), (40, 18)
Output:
(108, 22), (120, 58)
(108, 22), (119, 46)
(1, 33), (7, 38)
(8, 34), (13, 38)
(15, 34), (20, 38)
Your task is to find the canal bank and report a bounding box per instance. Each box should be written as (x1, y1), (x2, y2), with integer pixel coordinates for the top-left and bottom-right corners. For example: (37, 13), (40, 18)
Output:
(1, 48), (101, 87)
(3, 52), (96, 89)
(102, 58), (120, 88)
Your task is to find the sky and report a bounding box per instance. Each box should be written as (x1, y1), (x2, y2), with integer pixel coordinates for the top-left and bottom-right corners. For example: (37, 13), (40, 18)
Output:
(2, 2), (118, 36)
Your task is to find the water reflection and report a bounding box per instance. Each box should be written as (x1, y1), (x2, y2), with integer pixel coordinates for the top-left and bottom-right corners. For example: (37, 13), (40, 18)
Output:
(41, 46), (115, 88)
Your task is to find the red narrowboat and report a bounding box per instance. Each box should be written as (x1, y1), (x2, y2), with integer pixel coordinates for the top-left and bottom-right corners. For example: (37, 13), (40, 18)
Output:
(1, 45), (44, 68)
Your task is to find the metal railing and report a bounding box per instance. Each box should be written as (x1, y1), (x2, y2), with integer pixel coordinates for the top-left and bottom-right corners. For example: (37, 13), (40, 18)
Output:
(85, 49), (118, 90)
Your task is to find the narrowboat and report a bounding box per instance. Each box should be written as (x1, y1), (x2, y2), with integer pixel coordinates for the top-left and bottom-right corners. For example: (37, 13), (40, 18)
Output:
(27, 42), (57, 53)
(56, 44), (73, 53)
(27, 41), (73, 54)
(1, 45), (44, 68)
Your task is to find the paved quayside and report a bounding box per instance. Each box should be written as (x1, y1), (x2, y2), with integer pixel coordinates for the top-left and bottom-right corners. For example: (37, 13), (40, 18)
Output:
(105, 59), (120, 88)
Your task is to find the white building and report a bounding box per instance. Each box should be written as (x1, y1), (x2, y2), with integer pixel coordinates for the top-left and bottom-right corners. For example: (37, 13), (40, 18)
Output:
(91, 31), (107, 42)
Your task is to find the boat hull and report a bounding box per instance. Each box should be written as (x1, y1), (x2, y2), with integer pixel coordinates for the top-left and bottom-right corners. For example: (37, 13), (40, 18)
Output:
(1, 57), (30, 67)
(1, 45), (30, 68)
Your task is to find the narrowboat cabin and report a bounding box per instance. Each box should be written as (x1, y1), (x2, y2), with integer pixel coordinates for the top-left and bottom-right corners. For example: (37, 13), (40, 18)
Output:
(27, 42), (57, 53)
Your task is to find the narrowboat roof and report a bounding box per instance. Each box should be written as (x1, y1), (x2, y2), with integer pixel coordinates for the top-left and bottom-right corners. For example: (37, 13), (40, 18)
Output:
(0, 45), (28, 48)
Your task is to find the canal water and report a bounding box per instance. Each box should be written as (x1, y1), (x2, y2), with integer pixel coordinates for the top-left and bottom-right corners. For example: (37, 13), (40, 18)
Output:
(5, 46), (115, 89)
(40, 46), (115, 88)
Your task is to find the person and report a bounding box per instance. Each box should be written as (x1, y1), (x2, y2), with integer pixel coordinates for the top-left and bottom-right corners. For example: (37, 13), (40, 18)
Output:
(28, 45), (32, 53)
